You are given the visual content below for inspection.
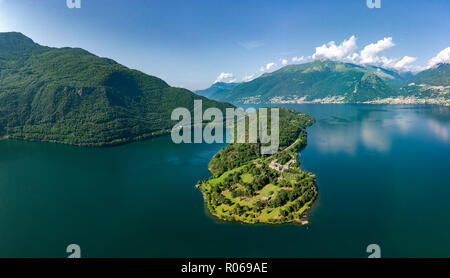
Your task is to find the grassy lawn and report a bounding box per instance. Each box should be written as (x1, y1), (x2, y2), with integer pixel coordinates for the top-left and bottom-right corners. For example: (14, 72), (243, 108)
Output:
(241, 173), (253, 183)
(207, 162), (253, 186)
(258, 184), (279, 196)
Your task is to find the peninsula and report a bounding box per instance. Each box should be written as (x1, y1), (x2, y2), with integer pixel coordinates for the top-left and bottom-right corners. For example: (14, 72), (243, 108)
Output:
(197, 108), (318, 224)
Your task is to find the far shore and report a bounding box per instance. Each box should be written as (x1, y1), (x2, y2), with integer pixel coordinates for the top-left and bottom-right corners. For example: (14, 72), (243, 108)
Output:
(237, 97), (450, 106)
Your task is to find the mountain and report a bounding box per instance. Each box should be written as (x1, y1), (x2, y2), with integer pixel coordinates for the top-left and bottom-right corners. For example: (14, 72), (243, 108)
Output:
(195, 82), (240, 100)
(399, 63), (450, 100)
(0, 32), (49, 61)
(0, 32), (232, 146)
(407, 63), (449, 86)
(201, 60), (448, 105)
(222, 60), (397, 104)
(364, 65), (413, 89)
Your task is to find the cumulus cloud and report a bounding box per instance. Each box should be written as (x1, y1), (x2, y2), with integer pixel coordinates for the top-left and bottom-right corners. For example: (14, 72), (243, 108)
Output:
(214, 73), (236, 83)
(344, 52), (360, 63)
(242, 74), (256, 82)
(242, 61), (279, 82)
(292, 56), (305, 63)
(240, 35), (437, 82)
(311, 35), (421, 71)
(265, 62), (276, 70)
(242, 61), (278, 82)
(428, 47), (450, 68)
(312, 35), (357, 60)
(359, 37), (395, 65)
(393, 56), (417, 71)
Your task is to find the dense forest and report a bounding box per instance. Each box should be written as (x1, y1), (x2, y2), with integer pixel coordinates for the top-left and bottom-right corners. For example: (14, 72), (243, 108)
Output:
(208, 107), (314, 176)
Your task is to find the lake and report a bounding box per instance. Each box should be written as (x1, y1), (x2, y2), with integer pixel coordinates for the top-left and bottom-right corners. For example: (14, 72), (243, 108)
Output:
(0, 104), (449, 257)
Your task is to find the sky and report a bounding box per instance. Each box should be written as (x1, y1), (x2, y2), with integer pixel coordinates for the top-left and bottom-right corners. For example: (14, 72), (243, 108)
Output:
(0, 0), (449, 90)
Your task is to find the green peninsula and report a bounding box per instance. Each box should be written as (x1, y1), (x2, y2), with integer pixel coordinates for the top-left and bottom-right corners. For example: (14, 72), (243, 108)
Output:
(197, 108), (318, 224)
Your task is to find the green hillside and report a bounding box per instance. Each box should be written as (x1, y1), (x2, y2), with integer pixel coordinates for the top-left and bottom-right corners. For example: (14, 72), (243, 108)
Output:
(223, 60), (396, 104)
(0, 32), (232, 146)
(364, 65), (412, 89)
(207, 107), (315, 177)
(399, 63), (450, 99)
(408, 63), (450, 86)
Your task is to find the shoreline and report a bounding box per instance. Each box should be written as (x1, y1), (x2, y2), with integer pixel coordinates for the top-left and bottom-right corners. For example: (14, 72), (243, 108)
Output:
(0, 119), (229, 148)
(0, 129), (173, 148)
(2, 102), (447, 149)
(197, 184), (315, 226)
(238, 98), (450, 106)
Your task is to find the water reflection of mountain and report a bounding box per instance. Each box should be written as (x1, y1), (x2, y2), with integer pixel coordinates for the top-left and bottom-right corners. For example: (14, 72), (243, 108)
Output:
(415, 106), (450, 142)
(310, 105), (449, 154)
(403, 105), (450, 124)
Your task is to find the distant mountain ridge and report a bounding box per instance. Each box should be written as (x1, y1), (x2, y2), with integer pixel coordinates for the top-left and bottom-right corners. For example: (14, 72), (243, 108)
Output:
(195, 82), (240, 100)
(0, 32), (233, 146)
(201, 60), (449, 105)
(398, 63), (450, 101)
(407, 63), (450, 86)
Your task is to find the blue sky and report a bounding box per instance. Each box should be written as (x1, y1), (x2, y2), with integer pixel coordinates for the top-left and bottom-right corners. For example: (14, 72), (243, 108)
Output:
(0, 0), (449, 89)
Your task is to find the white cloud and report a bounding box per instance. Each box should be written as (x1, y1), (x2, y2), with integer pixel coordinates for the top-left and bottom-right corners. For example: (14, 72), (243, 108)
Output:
(292, 56), (305, 63)
(242, 35), (433, 82)
(242, 74), (256, 82)
(312, 35), (357, 60)
(214, 73), (236, 83)
(344, 53), (360, 63)
(242, 62), (277, 82)
(380, 56), (395, 68)
(427, 47), (450, 68)
(394, 56), (416, 68)
(265, 62), (276, 70)
(359, 37), (395, 65)
(315, 36), (419, 71)
(392, 56), (417, 71)
(242, 61), (282, 82)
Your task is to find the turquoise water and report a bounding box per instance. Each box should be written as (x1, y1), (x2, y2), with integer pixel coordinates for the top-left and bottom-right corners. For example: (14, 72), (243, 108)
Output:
(0, 104), (449, 257)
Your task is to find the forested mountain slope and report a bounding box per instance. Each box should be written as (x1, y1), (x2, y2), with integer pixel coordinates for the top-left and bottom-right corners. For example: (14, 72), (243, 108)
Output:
(0, 32), (232, 146)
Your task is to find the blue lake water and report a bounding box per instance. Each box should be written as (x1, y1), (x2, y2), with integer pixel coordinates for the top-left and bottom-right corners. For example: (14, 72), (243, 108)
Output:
(0, 104), (449, 257)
